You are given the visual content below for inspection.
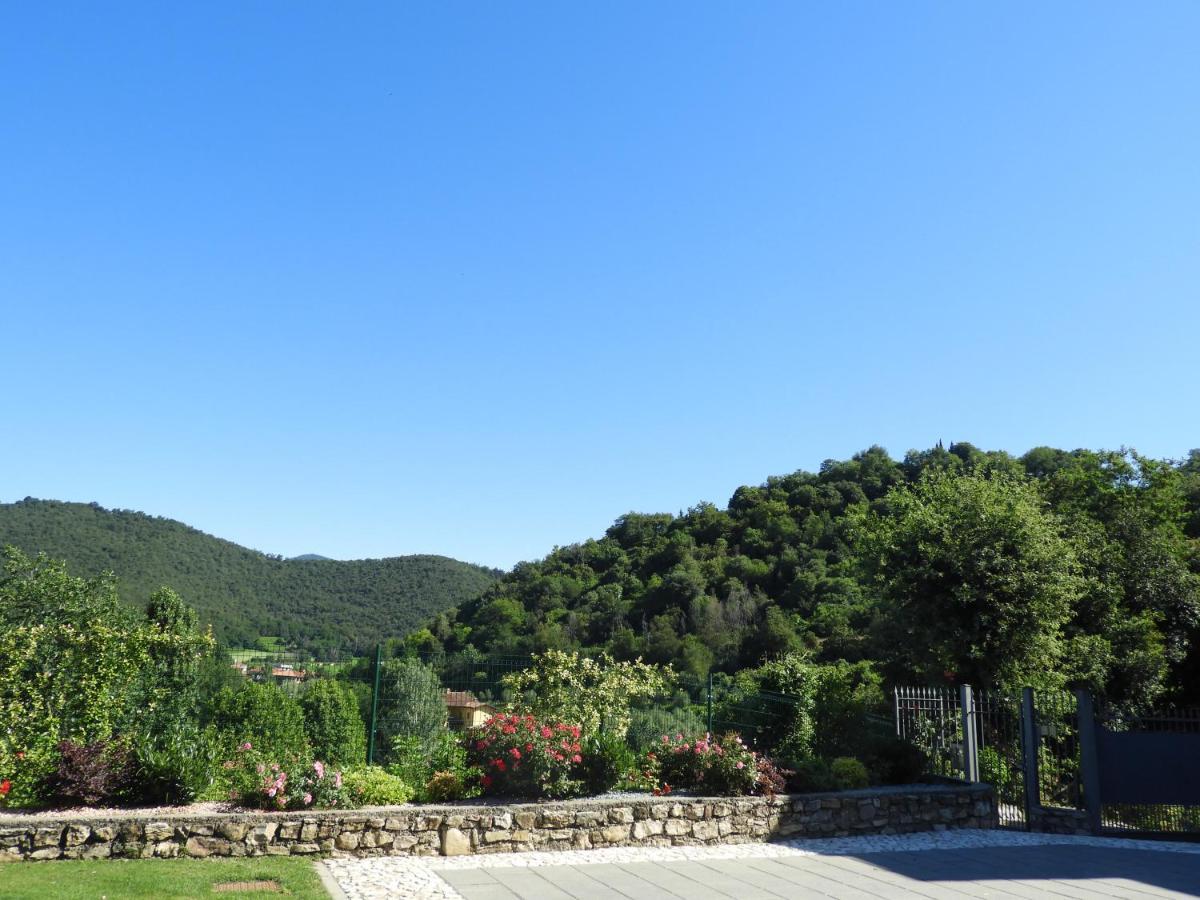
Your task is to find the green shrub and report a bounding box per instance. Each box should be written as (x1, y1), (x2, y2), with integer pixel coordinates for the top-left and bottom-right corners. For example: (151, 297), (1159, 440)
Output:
(342, 766), (413, 806)
(423, 769), (480, 801)
(386, 734), (429, 794)
(787, 757), (834, 792)
(301, 679), (366, 768)
(862, 735), (927, 786)
(210, 681), (309, 760)
(130, 721), (220, 805)
(829, 756), (870, 790)
(0, 735), (58, 809)
(580, 731), (636, 795)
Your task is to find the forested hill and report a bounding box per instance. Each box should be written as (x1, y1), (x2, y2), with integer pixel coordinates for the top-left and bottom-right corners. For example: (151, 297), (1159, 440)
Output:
(0, 499), (500, 656)
(412, 444), (1200, 708)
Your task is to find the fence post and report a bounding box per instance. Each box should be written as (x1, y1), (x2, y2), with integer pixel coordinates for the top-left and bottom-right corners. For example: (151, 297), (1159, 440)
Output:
(367, 643), (382, 765)
(706, 672), (714, 736)
(1075, 689), (1103, 835)
(894, 686), (901, 737)
(959, 684), (979, 782)
(1020, 687), (1040, 830)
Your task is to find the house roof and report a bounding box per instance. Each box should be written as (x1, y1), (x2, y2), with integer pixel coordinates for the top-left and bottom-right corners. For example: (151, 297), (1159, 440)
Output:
(444, 690), (495, 709)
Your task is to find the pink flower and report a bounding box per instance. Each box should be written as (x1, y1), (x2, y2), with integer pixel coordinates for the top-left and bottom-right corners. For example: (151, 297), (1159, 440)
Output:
(240, 742), (252, 751)
(313, 761), (325, 780)
(541, 726), (553, 739)
(571, 754), (582, 764)
(510, 748), (521, 760)
(736, 762), (745, 770)
(267, 788), (277, 797)
(334, 772), (342, 789)
(303, 793), (313, 805)
(255, 764), (265, 775)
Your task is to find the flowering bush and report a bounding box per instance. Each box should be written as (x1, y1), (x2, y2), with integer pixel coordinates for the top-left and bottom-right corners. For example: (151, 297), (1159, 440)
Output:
(465, 713), (585, 799)
(501, 651), (672, 739)
(653, 732), (787, 797)
(223, 743), (347, 810)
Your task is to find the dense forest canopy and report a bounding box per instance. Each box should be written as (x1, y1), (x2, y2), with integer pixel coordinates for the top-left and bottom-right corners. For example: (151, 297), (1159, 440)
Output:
(0, 499), (500, 656)
(409, 444), (1200, 710)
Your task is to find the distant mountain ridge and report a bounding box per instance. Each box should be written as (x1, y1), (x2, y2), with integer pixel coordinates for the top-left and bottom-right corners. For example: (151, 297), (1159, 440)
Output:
(0, 498), (500, 656)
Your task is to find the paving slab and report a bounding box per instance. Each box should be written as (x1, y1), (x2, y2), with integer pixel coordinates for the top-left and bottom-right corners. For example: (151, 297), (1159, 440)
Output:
(322, 829), (1200, 900)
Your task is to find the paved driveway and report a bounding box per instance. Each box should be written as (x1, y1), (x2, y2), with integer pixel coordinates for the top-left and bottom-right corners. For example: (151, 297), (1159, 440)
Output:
(323, 830), (1200, 899)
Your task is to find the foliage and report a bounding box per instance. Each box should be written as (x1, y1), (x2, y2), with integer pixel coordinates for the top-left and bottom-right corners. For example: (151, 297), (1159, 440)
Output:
(374, 658), (446, 761)
(465, 713), (585, 799)
(209, 680), (309, 761)
(424, 767), (481, 802)
(0, 548), (216, 809)
(0, 499), (499, 656)
(342, 766), (413, 806)
(501, 650), (672, 738)
(580, 731), (637, 795)
(224, 744), (347, 810)
(129, 721), (221, 805)
(855, 470), (1083, 690)
(44, 740), (135, 807)
(300, 679), (366, 768)
(787, 757), (834, 792)
(829, 756), (869, 790)
(978, 746), (1016, 803)
(860, 734), (927, 786)
(422, 445), (1199, 711)
(387, 731), (480, 802)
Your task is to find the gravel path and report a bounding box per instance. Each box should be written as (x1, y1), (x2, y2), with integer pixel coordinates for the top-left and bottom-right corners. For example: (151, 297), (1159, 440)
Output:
(321, 829), (1200, 899)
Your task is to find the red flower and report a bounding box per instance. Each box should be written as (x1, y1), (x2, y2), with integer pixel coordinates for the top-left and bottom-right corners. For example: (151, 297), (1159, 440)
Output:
(0, 780), (11, 796)
(540, 726), (553, 739)
(509, 748), (521, 760)
(571, 754), (582, 764)
(481, 775), (492, 789)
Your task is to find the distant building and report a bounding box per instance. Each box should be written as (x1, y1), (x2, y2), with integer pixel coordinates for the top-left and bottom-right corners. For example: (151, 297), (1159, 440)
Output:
(444, 690), (497, 730)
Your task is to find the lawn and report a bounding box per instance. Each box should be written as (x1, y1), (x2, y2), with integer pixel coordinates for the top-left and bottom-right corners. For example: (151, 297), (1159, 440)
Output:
(0, 857), (330, 899)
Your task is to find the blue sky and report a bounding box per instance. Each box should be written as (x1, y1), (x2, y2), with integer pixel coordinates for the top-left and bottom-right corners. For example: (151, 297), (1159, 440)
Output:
(2, 2), (1198, 569)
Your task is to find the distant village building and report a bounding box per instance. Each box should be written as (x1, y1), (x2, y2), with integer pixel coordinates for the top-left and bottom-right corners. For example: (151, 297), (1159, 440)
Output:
(444, 690), (497, 730)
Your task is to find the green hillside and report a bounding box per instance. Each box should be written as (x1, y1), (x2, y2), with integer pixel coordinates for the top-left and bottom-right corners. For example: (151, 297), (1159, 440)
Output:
(0, 499), (499, 656)
(413, 444), (1200, 708)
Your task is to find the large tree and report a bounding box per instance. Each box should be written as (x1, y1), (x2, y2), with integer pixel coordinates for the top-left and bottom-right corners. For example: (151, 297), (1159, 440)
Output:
(855, 470), (1082, 689)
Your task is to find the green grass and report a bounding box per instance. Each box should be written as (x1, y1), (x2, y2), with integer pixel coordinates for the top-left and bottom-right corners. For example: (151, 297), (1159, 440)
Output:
(0, 857), (330, 899)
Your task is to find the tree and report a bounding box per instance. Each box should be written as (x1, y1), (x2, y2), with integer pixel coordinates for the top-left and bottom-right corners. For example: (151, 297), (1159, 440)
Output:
(374, 658), (446, 758)
(300, 679), (367, 767)
(855, 470), (1082, 689)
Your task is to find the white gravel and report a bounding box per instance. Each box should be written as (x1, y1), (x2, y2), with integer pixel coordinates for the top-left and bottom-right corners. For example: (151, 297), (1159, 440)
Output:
(321, 828), (1200, 899)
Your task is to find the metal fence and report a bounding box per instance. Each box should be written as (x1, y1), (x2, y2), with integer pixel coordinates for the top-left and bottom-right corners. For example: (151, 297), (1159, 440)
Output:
(1094, 705), (1200, 836)
(894, 685), (1082, 830)
(355, 649), (806, 766)
(896, 685), (1200, 839)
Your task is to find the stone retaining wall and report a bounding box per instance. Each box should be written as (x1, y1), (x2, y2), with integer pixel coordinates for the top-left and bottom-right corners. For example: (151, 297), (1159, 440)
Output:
(0, 783), (994, 863)
(1029, 804), (1090, 835)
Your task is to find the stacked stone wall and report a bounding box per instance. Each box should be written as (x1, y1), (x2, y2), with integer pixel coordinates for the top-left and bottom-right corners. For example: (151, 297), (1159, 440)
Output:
(0, 783), (994, 862)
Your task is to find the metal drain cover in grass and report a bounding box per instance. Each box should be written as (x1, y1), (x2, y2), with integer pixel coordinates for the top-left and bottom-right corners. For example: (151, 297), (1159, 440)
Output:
(212, 880), (282, 893)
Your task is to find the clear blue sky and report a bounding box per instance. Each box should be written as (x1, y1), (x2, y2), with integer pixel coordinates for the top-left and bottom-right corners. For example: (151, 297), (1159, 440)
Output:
(2, 3), (1197, 569)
